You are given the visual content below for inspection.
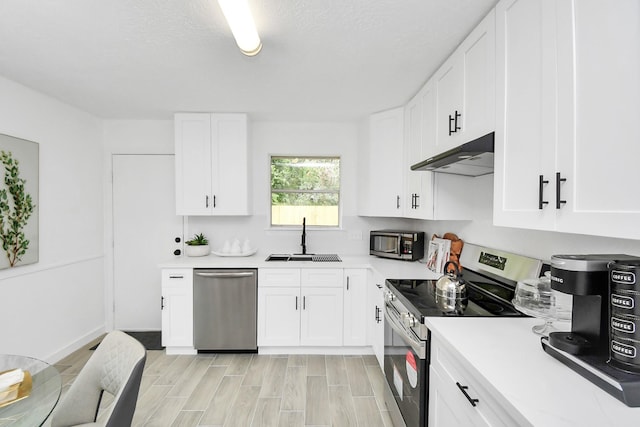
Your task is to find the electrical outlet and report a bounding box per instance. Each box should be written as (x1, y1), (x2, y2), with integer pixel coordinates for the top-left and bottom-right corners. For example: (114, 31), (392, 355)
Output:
(348, 231), (363, 241)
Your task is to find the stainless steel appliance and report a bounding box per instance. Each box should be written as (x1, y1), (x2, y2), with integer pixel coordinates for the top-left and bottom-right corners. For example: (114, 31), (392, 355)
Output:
(193, 268), (257, 351)
(410, 132), (494, 177)
(370, 230), (425, 261)
(541, 255), (640, 407)
(383, 244), (541, 427)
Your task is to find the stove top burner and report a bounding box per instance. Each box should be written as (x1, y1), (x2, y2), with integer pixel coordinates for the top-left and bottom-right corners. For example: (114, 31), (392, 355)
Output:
(386, 269), (525, 319)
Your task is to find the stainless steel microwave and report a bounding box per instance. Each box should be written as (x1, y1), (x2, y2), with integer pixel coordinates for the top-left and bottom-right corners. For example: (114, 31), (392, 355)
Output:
(369, 230), (425, 261)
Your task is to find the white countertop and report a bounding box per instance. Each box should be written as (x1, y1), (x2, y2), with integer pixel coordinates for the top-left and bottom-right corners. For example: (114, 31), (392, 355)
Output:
(159, 251), (442, 281)
(425, 317), (640, 426)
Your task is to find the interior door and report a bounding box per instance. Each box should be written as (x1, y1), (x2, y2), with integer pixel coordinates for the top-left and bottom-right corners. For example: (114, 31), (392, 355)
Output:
(112, 154), (183, 330)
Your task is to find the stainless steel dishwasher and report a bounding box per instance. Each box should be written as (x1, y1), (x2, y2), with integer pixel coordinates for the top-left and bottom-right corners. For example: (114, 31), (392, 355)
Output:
(193, 268), (257, 351)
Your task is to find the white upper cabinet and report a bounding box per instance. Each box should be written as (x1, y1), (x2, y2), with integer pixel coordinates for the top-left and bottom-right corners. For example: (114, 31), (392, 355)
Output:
(493, 0), (557, 230)
(494, 0), (640, 240)
(404, 92), (435, 220)
(174, 113), (250, 216)
(431, 9), (496, 157)
(359, 108), (405, 217)
(553, 0), (640, 238)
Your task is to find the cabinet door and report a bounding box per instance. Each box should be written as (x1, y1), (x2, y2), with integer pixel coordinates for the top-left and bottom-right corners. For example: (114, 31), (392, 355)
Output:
(300, 287), (343, 346)
(368, 272), (385, 369)
(367, 108), (405, 217)
(343, 269), (368, 346)
(460, 9), (496, 143)
(161, 269), (194, 348)
(554, 0), (640, 239)
(174, 113), (213, 215)
(435, 55), (464, 151)
(211, 114), (250, 215)
(493, 0), (557, 230)
(429, 367), (479, 427)
(404, 94), (434, 220)
(257, 286), (300, 346)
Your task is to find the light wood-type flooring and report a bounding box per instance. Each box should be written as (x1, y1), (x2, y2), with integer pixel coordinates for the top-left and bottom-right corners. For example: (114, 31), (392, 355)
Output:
(48, 338), (395, 427)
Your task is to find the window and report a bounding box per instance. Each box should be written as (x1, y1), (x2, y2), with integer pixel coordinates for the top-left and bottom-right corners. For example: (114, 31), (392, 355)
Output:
(270, 156), (340, 227)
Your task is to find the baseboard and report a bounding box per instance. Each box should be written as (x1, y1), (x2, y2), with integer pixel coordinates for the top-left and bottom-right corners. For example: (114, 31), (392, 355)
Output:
(258, 346), (374, 355)
(47, 326), (106, 363)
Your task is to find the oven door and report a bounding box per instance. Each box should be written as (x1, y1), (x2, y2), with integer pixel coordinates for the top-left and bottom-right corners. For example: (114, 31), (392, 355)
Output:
(384, 300), (428, 427)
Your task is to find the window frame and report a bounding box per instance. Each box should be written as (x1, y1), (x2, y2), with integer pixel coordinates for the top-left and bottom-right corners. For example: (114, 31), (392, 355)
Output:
(269, 155), (342, 229)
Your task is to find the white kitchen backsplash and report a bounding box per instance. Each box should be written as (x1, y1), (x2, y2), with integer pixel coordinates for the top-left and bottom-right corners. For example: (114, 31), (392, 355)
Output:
(187, 215), (415, 256)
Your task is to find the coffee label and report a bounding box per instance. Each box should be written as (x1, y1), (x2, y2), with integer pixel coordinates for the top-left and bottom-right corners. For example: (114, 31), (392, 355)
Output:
(612, 270), (636, 285)
(612, 294), (635, 309)
(612, 340), (637, 359)
(612, 317), (636, 333)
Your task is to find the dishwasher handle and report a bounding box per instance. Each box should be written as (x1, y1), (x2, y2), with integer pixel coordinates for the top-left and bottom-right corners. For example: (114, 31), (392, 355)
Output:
(195, 271), (255, 279)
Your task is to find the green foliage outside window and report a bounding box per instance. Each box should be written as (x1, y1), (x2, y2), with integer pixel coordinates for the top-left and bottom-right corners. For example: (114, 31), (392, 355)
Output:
(271, 157), (340, 226)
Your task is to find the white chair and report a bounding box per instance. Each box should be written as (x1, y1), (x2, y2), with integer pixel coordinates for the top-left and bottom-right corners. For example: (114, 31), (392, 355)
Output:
(50, 330), (146, 427)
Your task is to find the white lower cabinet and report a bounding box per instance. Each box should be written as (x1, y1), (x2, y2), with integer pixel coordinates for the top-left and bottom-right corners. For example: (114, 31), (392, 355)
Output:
(257, 286), (301, 346)
(258, 268), (344, 347)
(160, 269), (194, 352)
(343, 269), (368, 346)
(368, 271), (385, 369)
(429, 335), (531, 427)
(300, 286), (343, 346)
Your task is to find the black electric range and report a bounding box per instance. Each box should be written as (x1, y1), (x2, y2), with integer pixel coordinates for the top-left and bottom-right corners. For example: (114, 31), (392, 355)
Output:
(382, 244), (544, 427)
(386, 267), (525, 320)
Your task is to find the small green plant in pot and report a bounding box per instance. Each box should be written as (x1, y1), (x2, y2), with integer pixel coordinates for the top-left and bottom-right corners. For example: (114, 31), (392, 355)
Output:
(185, 233), (210, 257)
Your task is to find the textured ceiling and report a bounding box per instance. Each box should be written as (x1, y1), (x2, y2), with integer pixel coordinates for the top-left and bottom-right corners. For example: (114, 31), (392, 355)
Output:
(0, 0), (497, 121)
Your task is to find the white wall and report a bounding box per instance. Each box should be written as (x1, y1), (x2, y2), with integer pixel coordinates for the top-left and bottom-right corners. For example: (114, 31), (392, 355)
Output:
(0, 76), (105, 362)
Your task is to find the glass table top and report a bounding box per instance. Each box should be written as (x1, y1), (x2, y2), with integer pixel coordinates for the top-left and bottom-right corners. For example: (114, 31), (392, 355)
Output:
(0, 354), (61, 426)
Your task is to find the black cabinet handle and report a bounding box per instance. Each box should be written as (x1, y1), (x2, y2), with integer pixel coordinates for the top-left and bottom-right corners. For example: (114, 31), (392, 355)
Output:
(347, 276), (350, 290)
(556, 172), (567, 209)
(161, 296), (165, 310)
(397, 195), (400, 209)
(376, 283), (383, 289)
(303, 296), (306, 310)
(213, 195), (217, 208)
(414, 194), (419, 209)
(173, 249), (181, 256)
(295, 296), (298, 310)
(206, 195), (209, 208)
(538, 175), (549, 209)
(375, 306), (381, 323)
(175, 236), (181, 243)
(448, 111), (462, 135)
(456, 382), (479, 407)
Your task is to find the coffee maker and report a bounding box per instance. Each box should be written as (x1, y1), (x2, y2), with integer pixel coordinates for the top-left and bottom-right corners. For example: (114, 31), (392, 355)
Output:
(541, 254), (640, 407)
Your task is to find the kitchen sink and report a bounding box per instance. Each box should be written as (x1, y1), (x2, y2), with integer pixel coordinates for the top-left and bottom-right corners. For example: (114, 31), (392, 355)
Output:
(265, 254), (341, 262)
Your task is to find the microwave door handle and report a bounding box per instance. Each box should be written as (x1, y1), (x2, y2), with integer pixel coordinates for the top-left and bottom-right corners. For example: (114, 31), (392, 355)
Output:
(397, 237), (402, 256)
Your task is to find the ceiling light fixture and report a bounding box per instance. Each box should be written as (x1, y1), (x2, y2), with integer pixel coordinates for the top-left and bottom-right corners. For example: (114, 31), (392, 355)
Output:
(217, 0), (262, 56)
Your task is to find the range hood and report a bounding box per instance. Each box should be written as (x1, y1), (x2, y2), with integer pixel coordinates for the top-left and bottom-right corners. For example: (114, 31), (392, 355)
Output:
(410, 132), (494, 177)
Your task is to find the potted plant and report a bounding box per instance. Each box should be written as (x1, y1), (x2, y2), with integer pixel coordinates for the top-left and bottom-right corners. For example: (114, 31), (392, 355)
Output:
(185, 233), (210, 257)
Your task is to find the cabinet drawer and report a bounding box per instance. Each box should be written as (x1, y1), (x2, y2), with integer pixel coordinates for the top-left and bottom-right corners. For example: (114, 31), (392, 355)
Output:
(259, 268), (301, 287)
(431, 338), (530, 427)
(161, 269), (193, 288)
(301, 268), (343, 287)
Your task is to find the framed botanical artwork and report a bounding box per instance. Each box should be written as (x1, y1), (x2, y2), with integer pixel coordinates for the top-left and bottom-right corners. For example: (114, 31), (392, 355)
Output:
(0, 133), (38, 269)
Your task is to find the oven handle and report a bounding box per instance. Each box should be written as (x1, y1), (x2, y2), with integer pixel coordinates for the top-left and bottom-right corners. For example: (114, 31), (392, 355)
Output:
(385, 302), (426, 359)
